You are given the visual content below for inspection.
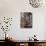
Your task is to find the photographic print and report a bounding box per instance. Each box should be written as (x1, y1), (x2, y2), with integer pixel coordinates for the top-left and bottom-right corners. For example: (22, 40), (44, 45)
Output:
(20, 12), (32, 28)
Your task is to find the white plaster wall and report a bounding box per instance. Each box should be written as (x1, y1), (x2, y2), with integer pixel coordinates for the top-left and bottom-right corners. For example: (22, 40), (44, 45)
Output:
(0, 0), (46, 40)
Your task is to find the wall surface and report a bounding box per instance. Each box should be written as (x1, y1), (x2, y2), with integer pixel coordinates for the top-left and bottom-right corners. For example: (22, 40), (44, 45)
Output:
(0, 0), (46, 40)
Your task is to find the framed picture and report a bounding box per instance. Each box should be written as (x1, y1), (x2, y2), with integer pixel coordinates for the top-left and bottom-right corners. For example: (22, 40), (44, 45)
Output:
(20, 12), (32, 28)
